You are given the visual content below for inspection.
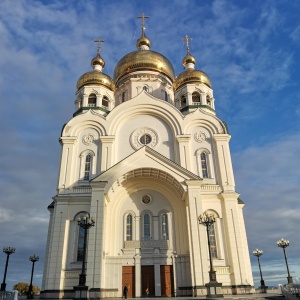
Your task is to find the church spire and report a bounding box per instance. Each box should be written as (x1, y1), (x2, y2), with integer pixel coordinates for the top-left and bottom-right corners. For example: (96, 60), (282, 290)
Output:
(136, 13), (151, 50)
(181, 34), (196, 70)
(91, 37), (105, 71)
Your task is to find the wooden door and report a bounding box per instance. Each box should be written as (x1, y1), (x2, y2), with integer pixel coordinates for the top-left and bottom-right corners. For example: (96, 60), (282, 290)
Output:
(122, 266), (135, 298)
(160, 265), (174, 297)
(141, 266), (155, 297)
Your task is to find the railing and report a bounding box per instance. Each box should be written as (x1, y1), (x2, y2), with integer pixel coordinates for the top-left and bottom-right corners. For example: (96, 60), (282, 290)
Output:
(282, 284), (300, 300)
(0, 291), (18, 300)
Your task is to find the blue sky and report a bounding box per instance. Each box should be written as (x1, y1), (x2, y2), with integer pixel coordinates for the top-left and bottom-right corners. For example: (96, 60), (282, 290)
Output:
(0, 0), (299, 291)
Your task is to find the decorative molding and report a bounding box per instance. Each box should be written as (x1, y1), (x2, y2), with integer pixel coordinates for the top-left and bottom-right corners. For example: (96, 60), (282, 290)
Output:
(142, 194), (152, 205)
(124, 240), (169, 249)
(194, 131), (206, 143)
(82, 133), (95, 145)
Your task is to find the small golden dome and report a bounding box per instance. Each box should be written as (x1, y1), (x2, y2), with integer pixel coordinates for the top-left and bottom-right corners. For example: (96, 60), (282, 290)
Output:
(91, 54), (105, 68)
(77, 71), (115, 91)
(136, 35), (151, 49)
(174, 69), (212, 90)
(182, 53), (196, 67)
(114, 50), (175, 85)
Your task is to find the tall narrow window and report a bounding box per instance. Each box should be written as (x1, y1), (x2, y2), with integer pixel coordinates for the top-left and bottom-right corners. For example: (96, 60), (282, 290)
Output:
(126, 214), (133, 241)
(77, 224), (85, 261)
(122, 91), (126, 103)
(88, 94), (97, 107)
(164, 91), (168, 101)
(84, 155), (91, 180)
(192, 92), (200, 103)
(209, 223), (217, 258)
(162, 214), (169, 240)
(102, 96), (109, 108)
(201, 152), (209, 178)
(143, 214), (151, 240)
(206, 96), (211, 106)
(180, 95), (186, 107)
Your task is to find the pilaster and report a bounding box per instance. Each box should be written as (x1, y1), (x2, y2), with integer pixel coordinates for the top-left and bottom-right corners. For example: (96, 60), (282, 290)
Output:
(213, 134), (235, 191)
(176, 135), (191, 170)
(100, 136), (115, 172)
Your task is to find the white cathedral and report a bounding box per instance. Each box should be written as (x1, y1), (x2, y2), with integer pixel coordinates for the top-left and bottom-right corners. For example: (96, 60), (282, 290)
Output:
(41, 16), (254, 299)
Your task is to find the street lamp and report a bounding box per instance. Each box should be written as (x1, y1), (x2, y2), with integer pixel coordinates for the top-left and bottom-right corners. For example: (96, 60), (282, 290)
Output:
(73, 215), (95, 300)
(199, 213), (223, 298)
(27, 254), (39, 299)
(252, 249), (267, 293)
(277, 238), (293, 284)
(1, 247), (15, 291)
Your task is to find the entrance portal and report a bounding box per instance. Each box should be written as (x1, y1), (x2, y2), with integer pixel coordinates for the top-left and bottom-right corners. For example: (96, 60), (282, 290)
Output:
(141, 266), (155, 297)
(122, 266), (135, 298)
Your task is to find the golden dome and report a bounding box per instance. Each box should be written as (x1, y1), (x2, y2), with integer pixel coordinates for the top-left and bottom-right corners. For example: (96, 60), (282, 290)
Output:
(91, 54), (105, 68)
(114, 50), (175, 84)
(182, 53), (196, 67)
(174, 69), (212, 90)
(136, 35), (151, 49)
(77, 70), (115, 91)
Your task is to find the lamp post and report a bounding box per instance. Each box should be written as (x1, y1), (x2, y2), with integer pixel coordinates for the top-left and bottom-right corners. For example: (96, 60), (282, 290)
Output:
(277, 238), (293, 284)
(1, 247), (15, 291)
(27, 254), (39, 299)
(73, 215), (95, 300)
(252, 249), (267, 293)
(199, 213), (223, 298)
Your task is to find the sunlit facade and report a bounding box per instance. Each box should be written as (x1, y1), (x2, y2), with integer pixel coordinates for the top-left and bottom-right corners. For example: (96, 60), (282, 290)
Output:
(41, 17), (254, 299)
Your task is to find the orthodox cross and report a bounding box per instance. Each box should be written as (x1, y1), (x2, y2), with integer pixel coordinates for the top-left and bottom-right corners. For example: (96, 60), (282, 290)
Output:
(182, 35), (192, 54)
(94, 38), (104, 54)
(137, 13), (150, 35)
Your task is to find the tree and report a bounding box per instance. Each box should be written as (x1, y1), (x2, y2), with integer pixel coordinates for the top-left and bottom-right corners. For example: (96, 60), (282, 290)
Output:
(13, 282), (40, 295)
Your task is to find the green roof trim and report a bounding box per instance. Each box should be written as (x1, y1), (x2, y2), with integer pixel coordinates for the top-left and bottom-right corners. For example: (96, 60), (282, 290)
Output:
(180, 104), (216, 113)
(73, 106), (110, 117)
(238, 197), (245, 204)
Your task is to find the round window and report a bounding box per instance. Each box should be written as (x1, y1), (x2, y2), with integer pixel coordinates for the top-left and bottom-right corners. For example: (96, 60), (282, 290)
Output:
(139, 134), (152, 145)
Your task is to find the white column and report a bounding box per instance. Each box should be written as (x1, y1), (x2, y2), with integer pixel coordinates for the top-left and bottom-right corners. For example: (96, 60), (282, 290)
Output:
(153, 216), (159, 240)
(185, 180), (207, 294)
(154, 258), (161, 297)
(58, 137), (77, 192)
(134, 255), (142, 297)
(176, 135), (191, 170)
(100, 136), (115, 172)
(213, 134), (235, 191)
(86, 181), (107, 292)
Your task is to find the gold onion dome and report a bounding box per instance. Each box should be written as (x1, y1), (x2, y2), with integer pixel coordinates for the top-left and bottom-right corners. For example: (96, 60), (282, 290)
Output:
(91, 54), (105, 69)
(175, 69), (212, 90)
(182, 53), (196, 67)
(77, 54), (115, 91)
(114, 50), (175, 84)
(136, 35), (151, 49)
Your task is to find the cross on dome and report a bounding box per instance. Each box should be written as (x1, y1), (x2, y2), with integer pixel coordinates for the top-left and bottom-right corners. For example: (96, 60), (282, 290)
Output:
(137, 12), (150, 36)
(94, 38), (104, 55)
(182, 35), (192, 54)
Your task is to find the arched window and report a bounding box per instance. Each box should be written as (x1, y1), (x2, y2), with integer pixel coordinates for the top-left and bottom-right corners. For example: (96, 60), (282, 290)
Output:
(180, 95), (187, 107)
(77, 223), (85, 261)
(201, 152), (209, 178)
(164, 91), (168, 101)
(192, 92), (200, 103)
(84, 154), (91, 180)
(161, 214), (169, 240)
(102, 96), (109, 108)
(126, 214), (133, 241)
(143, 214), (151, 240)
(209, 223), (218, 258)
(88, 94), (97, 107)
(206, 96), (211, 106)
(143, 86), (149, 92)
(122, 91), (126, 103)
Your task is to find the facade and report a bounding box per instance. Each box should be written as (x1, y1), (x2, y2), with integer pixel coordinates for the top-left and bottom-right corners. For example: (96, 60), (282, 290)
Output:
(41, 20), (254, 299)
